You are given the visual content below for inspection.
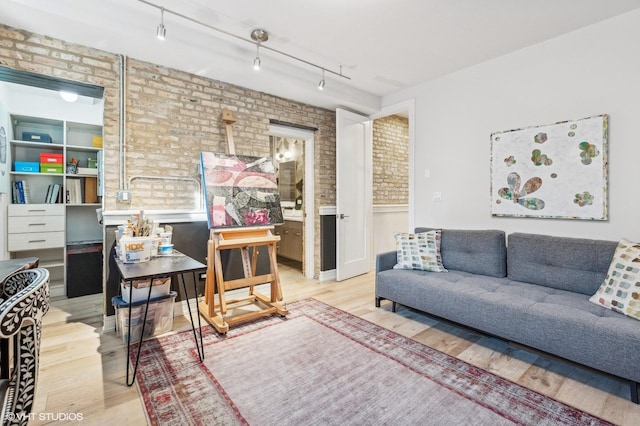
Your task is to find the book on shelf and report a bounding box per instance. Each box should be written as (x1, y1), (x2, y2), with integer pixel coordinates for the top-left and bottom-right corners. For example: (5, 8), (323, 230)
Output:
(23, 180), (31, 204)
(52, 183), (61, 204)
(44, 184), (52, 204)
(44, 183), (62, 203)
(66, 179), (82, 204)
(13, 180), (30, 204)
(11, 182), (18, 204)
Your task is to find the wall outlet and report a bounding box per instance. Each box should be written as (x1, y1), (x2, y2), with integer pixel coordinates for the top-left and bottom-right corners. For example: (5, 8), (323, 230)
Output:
(117, 190), (131, 203)
(432, 191), (442, 202)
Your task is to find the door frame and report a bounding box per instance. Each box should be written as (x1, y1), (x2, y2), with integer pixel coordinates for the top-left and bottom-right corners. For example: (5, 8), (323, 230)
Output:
(269, 124), (315, 279)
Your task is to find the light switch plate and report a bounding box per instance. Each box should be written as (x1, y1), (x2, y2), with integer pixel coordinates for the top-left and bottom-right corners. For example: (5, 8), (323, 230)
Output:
(117, 190), (131, 203)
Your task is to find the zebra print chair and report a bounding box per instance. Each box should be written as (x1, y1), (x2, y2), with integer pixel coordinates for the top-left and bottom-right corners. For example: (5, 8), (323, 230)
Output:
(0, 268), (50, 425)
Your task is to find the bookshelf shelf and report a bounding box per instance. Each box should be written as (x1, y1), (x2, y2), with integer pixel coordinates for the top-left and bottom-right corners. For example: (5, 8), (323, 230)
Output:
(10, 171), (64, 177)
(9, 139), (64, 149)
(66, 203), (101, 207)
(66, 144), (102, 153)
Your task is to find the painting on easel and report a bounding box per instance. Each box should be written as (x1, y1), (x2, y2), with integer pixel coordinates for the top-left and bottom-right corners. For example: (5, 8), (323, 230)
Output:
(200, 151), (284, 229)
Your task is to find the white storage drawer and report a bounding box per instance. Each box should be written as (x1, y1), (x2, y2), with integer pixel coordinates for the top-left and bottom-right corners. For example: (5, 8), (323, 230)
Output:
(8, 204), (64, 217)
(8, 231), (65, 251)
(8, 215), (65, 234)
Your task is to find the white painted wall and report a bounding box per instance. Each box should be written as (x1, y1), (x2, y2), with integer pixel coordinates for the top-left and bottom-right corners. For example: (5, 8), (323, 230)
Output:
(372, 205), (409, 259)
(8, 88), (103, 125)
(382, 9), (640, 242)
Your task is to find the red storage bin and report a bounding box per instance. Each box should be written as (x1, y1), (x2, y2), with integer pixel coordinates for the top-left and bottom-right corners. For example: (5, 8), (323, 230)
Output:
(40, 153), (63, 164)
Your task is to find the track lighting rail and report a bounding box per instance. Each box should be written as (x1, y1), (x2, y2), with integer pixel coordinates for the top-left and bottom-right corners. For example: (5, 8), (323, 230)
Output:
(139, 0), (351, 82)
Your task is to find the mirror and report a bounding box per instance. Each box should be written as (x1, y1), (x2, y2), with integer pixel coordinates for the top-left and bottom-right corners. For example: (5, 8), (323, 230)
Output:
(271, 136), (304, 207)
(278, 161), (296, 202)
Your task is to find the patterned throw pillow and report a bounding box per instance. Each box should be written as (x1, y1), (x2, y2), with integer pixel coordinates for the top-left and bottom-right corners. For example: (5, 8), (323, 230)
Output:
(589, 239), (640, 320)
(393, 230), (447, 272)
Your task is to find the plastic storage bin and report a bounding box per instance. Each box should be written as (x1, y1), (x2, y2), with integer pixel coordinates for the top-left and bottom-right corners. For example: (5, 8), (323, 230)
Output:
(112, 291), (176, 343)
(40, 164), (63, 173)
(119, 236), (152, 263)
(40, 153), (63, 164)
(120, 276), (171, 303)
(14, 161), (39, 173)
(22, 131), (52, 143)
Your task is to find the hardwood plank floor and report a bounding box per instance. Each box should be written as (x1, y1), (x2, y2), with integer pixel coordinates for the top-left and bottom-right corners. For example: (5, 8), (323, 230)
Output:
(31, 265), (640, 425)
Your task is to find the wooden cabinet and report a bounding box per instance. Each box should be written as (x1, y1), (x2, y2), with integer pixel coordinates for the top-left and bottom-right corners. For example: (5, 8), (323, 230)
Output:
(274, 220), (303, 262)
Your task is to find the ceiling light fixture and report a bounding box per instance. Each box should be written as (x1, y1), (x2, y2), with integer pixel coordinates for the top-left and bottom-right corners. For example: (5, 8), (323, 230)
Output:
(59, 90), (78, 102)
(156, 7), (166, 40)
(251, 29), (267, 71)
(138, 0), (351, 86)
(318, 69), (325, 91)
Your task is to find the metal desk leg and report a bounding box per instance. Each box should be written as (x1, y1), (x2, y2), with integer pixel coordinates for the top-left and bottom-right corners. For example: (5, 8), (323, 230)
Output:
(179, 272), (204, 361)
(126, 279), (155, 387)
(0, 339), (8, 378)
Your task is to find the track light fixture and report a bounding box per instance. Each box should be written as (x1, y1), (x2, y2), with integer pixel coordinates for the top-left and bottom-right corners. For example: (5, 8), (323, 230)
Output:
(251, 29), (267, 71)
(318, 69), (326, 90)
(156, 7), (166, 40)
(253, 46), (261, 70)
(139, 0), (351, 88)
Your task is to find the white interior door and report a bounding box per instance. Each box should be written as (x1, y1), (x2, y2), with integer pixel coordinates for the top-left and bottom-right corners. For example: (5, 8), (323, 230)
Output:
(336, 108), (372, 281)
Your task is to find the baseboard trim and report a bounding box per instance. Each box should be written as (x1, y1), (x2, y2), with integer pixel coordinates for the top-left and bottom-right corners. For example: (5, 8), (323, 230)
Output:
(103, 314), (116, 333)
(319, 269), (336, 282)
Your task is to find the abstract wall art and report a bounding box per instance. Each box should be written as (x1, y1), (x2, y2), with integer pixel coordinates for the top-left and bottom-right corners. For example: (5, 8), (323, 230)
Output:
(201, 152), (284, 229)
(490, 114), (608, 220)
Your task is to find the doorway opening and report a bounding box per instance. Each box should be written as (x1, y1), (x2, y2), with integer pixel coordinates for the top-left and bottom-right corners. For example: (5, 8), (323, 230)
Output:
(269, 124), (315, 279)
(334, 100), (413, 280)
(0, 70), (105, 300)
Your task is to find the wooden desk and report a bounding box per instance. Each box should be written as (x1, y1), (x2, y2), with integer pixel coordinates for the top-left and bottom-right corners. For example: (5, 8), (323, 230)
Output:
(115, 251), (206, 386)
(0, 257), (39, 378)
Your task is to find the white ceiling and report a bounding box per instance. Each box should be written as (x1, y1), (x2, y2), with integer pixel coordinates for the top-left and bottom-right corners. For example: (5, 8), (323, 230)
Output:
(2, 0), (640, 114)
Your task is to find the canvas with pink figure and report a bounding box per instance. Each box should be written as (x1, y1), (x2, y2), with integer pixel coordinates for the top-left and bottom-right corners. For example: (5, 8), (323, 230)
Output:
(201, 151), (284, 229)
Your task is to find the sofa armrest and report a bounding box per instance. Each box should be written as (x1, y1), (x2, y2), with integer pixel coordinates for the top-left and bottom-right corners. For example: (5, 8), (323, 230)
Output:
(376, 250), (397, 273)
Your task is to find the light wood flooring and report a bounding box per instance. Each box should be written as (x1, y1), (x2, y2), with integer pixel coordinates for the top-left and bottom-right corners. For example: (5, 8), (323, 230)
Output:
(31, 264), (640, 425)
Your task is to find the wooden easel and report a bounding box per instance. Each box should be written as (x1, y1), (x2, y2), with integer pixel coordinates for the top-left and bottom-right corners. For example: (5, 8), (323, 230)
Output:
(198, 109), (289, 333)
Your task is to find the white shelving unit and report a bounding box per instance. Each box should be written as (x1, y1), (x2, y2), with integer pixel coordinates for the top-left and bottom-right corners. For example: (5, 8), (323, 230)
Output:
(7, 114), (103, 297)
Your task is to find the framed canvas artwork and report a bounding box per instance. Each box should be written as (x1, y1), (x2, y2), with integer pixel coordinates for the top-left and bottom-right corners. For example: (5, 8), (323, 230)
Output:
(490, 114), (608, 220)
(201, 151), (284, 229)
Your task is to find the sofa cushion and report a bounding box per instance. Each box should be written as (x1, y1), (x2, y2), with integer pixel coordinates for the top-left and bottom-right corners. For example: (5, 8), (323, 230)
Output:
(589, 239), (640, 320)
(415, 228), (506, 277)
(507, 233), (617, 295)
(375, 269), (640, 383)
(393, 231), (447, 272)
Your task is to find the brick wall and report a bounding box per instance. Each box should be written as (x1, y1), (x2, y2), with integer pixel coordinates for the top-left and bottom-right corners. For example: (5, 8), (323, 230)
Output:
(0, 24), (336, 277)
(0, 24), (121, 207)
(373, 115), (409, 204)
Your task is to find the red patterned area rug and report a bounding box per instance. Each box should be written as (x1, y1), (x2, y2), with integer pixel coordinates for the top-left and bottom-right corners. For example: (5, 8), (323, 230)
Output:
(133, 298), (611, 426)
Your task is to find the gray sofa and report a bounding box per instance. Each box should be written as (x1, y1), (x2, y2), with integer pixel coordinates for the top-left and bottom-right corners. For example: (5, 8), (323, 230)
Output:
(375, 229), (639, 403)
